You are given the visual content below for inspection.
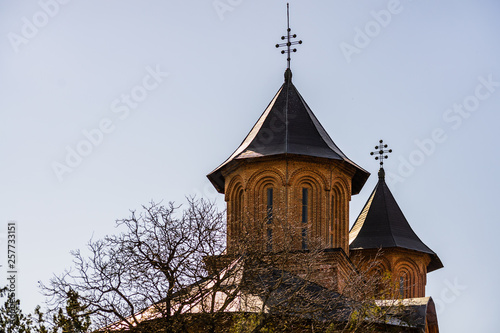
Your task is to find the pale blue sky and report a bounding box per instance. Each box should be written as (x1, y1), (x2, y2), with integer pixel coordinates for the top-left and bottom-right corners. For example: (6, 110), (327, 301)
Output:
(1, 1), (499, 331)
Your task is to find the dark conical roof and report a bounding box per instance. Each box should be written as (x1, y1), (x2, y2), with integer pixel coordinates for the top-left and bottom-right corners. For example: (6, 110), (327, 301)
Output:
(349, 170), (443, 272)
(207, 71), (369, 195)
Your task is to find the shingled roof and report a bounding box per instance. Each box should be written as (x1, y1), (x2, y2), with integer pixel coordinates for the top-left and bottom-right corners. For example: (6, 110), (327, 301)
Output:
(207, 70), (369, 195)
(349, 169), (443, 272)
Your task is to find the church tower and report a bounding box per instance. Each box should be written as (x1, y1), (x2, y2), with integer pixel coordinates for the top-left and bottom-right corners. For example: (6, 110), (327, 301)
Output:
(207, 7), (371, 290)
(207, 7), (369, 263)
(207, 68), (369, 289)
(207, 69), (369, 258)
(349, 141), (443, 298)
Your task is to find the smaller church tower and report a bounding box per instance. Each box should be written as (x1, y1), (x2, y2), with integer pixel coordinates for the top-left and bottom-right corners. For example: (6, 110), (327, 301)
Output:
(349, 141), (443, 298)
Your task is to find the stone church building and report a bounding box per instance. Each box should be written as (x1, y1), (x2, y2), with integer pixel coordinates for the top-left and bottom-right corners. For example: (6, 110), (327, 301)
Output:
(205, 66), (443, 332)
(109, 67), (443, 332)
(110, 20), (443, 329)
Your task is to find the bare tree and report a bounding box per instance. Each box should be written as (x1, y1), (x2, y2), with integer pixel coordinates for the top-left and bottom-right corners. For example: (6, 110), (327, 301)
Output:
(43, 198), (226, 332)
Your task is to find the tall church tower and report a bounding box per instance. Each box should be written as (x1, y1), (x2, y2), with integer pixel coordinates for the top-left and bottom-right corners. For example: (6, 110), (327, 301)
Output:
(207, 69), (369, 258)
(207, 9), (369, 290)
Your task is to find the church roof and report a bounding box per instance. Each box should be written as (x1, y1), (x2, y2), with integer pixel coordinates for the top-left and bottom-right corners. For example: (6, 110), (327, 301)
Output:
(207, 70), (369, 195)
(349, 169), (443, 272)
(375, 297), (439, 331)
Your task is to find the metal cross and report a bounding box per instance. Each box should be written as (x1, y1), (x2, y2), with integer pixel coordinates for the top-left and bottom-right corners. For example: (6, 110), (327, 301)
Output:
(370, 139), (392, 168)
(275, 3), (302, 69)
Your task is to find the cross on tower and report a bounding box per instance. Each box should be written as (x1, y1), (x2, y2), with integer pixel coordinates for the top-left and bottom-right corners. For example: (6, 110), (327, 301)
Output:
(275, 3), (302, 69)
(370, 139), (392, 169)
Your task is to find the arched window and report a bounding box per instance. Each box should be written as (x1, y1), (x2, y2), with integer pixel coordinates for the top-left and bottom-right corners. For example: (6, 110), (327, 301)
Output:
(398, 270), (414, 298)
(228, 185), (244, 247)
(331, 184), (347, 250)
(266, 187), (273, 224)
(399, 275), (406, 298)
(301, 187), (309, 250)
(302, 187), (309, 223)
(248, 171), (283, 251)
(330, 194), (336, 247)
(235, 188), (243, 234)
(289, 171), (324, 250)
(395, 261), (418, 298)
(364, 258), (392, 298)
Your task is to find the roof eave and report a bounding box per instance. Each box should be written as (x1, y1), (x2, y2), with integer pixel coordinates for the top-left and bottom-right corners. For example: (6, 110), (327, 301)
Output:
(351, 167), (370, 195)
(207, 170), (225, 194)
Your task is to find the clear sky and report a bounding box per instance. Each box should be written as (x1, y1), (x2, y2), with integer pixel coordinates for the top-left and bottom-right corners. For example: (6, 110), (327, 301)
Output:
(1, 1), (499, 331)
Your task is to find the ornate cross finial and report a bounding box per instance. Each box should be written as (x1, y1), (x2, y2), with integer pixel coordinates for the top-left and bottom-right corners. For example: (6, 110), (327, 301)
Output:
(370, 139), (392, 169)
(275, 3), (302, 70)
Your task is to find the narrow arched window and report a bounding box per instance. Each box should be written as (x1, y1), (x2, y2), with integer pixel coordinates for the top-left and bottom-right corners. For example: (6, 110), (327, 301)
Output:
(266, 187), (273, 224)
(331, 194), (335, 247)
(235, 188), (243, 235)
(302, 188), (308, 223)
(398, 269), (414, 298)
(301, 187), (309, 250)
(399, 276), (405, 298)
(331, 187), (345, 250)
